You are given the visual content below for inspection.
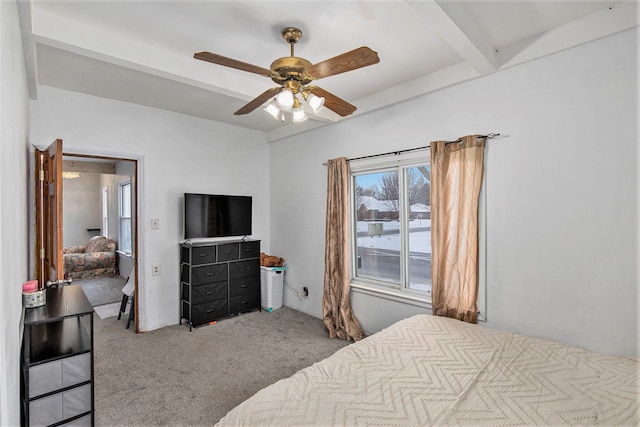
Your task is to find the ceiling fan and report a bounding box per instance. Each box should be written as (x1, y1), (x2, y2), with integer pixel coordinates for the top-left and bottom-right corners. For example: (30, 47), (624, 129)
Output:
(194, 27), (380, 121)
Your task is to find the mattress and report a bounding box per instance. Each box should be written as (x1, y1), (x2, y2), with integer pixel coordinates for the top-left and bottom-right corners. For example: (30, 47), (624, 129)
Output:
(216, 314), (639, 426)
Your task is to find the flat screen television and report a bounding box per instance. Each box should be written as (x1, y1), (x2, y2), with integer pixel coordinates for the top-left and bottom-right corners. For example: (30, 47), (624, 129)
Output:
(184, 193), (252, 239)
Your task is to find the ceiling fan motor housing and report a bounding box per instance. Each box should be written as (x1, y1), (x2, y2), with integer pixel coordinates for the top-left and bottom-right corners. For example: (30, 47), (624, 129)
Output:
(270, 57), (313, 86)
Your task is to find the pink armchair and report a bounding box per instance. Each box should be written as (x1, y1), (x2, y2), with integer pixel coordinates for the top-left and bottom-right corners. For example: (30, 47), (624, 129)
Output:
(64, 236), (117, 280)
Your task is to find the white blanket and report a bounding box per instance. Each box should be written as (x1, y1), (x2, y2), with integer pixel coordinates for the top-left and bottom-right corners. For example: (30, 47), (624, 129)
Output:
(217, 315), (639, 426)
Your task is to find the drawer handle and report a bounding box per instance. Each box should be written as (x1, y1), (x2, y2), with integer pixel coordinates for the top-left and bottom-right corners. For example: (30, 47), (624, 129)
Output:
(199, 254), (209, 257)
(240, 285), (249, 288)
(206, 291), (215, 295)
(240, 301), (248, 305)
(206, 309), (215, 313)
(206, 273), (214, 276)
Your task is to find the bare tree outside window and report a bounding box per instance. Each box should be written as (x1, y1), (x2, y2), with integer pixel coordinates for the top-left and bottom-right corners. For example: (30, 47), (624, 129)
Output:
(352, 164), (431, 294)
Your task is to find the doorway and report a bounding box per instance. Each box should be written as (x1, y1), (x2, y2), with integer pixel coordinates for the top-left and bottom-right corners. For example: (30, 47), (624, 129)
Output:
(62, 153), (139, 330)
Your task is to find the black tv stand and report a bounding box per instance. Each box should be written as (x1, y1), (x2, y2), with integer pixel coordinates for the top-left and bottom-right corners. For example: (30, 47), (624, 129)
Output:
(179, 239), (261, 330)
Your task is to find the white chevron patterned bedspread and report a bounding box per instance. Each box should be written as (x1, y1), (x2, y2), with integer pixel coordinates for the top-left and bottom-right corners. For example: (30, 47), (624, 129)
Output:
(216, 314), (639, 426)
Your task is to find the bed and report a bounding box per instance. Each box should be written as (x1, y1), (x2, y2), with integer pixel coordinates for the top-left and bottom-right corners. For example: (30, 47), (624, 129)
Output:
(216, 314), (639, 426)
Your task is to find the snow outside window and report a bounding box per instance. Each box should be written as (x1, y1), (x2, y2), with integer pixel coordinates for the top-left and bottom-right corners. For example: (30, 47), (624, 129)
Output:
(351, 163), (431, 297)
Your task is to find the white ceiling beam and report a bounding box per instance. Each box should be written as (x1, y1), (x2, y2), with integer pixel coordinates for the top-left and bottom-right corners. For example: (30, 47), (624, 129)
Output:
(267, 61), (481, 142)
(266, 116), (328, 143)
(496, 0), (639, 70)
(355, 61), (480, 113)
(403, 0), (497, 75)
(16, 0), (38, 99)
(29, 8), (268, 101)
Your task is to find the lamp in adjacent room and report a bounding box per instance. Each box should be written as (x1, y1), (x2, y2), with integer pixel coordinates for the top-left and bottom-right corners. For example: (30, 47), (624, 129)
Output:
(62, 171), (81, 179)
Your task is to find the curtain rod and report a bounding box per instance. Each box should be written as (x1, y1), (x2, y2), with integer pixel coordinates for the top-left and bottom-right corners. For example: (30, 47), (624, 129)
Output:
(322, 133), (500, 166)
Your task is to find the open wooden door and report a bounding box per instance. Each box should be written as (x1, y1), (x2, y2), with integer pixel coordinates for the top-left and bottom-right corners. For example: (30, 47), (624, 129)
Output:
(34, 139), (65, 288)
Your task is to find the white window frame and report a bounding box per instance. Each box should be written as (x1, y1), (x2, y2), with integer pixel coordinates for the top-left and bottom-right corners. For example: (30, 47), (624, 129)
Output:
(102, 186), (109, 238)
(348, 149), (487, 320)
(350, 155), (431, 306)
(118, 180), (132, 255)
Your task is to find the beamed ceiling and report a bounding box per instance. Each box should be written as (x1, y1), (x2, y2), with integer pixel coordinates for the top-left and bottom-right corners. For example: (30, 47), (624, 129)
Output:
(18, 0), (638, 142)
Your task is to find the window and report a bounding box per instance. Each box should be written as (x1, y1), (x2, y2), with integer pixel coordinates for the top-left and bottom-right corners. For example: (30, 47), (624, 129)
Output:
(351, 160), (431, 298)
(102, 187), (109, 238)
(119, 181), (132, 255)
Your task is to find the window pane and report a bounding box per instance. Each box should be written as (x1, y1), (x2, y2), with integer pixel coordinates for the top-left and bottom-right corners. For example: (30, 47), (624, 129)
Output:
(102, 188), (109, 237)
(354, 171), (400, 285)
(120, 218), (132, 253)
(406, 166), (431, 293)
(121, 183), (131, 216)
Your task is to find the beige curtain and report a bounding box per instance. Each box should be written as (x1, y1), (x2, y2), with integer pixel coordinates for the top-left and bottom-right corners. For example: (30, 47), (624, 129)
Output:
(322, 157), (364, 341)
(431, 135), (486, 323)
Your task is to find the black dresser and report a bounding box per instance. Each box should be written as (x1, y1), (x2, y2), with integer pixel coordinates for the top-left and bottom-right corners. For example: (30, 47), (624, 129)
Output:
(180, 240), (261, 330)
(21, 285), (94, 426)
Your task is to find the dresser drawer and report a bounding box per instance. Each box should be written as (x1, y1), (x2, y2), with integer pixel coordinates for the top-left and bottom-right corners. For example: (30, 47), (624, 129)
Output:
(190, 264), (227, 286)
(229, 259), (259, 280)
(229, 292), (260, 314)
(217, 243), (239, 262)
(239, 241), (260, 259)
(29, 353), (91, 398)
(183, 281), (227, 303)
(192, 246), (216, 265)
(229, 277), (260, 297)
(29, 383), (91, 427)
(187, 299), (229, 326)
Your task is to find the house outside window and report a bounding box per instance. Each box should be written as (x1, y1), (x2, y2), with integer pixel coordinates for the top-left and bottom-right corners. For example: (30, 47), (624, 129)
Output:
(351, 160), (431, 297)
(119, 181), (132, 255)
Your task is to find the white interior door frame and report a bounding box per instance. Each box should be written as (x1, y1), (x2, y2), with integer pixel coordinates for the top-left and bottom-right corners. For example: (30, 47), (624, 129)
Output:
(63, 147), (145, 332)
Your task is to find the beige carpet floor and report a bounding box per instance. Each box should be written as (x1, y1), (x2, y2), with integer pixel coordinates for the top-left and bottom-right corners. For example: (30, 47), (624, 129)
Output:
(93, 307), (350, 426)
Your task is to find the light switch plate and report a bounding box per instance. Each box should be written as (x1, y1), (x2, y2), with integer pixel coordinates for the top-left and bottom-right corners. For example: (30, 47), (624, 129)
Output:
(151, 218), (160, 229)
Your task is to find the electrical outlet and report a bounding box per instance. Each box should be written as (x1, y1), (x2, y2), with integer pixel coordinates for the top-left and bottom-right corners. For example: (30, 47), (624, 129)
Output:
(303, 287), (309, 297)
(151, 264), (160, 275)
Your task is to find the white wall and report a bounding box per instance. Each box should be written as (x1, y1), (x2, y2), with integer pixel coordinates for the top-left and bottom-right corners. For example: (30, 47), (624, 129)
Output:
(0, 1), (30, 424)
(63, 173), (101, 246)
(270, 28), (638, 356)
(30, 86), (270, 331)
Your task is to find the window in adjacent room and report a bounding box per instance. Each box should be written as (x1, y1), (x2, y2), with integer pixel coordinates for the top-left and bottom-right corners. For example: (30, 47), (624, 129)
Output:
(350, 160), (431, 298)
(102, 186), (109, 238)
(119, 180), (132, 255)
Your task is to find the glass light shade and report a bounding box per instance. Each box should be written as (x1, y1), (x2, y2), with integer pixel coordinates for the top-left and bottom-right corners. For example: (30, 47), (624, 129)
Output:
(62, 171), (81, 179)
(307, 93), (325, 113)
(275, 89), (294, 109)
(263, 102), (280, 120)
(292, 106), (307, 122)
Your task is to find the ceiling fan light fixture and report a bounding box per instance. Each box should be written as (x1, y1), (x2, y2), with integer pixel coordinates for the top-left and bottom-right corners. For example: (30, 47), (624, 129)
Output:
(275, 88), (294, 109)
(263, 101), (280, 120)
(292, 106), (307, 122)
(306, 93), (325, 113)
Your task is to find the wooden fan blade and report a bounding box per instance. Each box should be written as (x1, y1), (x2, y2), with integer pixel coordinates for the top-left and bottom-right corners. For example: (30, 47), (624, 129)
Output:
(234, 87), (281, 115)
(305, 47), (380, 80)
(308, 86), (357, 117)
(194, 52), (274, 77)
